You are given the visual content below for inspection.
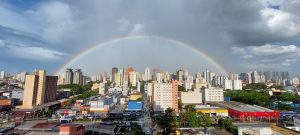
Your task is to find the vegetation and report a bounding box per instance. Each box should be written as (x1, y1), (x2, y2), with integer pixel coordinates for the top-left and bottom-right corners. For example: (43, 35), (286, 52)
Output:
(270, 85), (284, 90)
(58, 82), (93, 96)
(218, 118), (233, 132)
(156, 108), (177, 135)
(243, 83), (267, 90)
(225, 90), (270, 106)
(178, 99), (183, 111)
(0, 82), (7, 86)
(225, 90), (300, 110)
(178, 105), (211, 127)
(178, 85), (186, 91)
(130, 123), (145, 135)
(59, 82), (97, 106)
(140, 81), (145, 94)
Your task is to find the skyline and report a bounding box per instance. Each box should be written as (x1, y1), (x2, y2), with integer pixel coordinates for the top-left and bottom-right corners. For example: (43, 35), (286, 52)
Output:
(1, 0), (300, 74)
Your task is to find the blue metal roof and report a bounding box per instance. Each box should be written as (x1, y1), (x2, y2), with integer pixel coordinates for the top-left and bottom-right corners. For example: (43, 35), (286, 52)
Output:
(128, 101), (143, 111)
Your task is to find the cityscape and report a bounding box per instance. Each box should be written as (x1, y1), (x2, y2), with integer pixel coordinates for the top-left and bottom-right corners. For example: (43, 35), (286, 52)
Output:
(1, 0), (300, 135)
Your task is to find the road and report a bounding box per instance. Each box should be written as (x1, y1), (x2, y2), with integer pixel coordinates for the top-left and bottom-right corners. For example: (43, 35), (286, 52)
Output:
(141, 88), (153, 134)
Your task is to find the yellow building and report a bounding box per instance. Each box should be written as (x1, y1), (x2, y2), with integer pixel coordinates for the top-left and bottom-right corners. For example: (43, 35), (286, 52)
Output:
(130, 93), (142, 100)
(195, 105), (228, 117)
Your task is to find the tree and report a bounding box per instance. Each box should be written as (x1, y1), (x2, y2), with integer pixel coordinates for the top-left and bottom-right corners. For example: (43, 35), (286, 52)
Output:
(178, 85), (186, 91)
(179, 105), (211, 128)
(243, 83), (267, 90)
(178, 99), (183, 111)
(218, 118), (232, 132)
(156, 108), (177, 134)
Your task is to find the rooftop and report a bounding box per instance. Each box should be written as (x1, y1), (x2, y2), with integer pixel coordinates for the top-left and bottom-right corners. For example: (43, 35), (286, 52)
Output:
(211, 101), (276, 112)
(60, 123), (83, 128)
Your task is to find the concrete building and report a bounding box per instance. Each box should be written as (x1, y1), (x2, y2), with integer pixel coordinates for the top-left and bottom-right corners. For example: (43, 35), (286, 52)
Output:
(195, 105), (228, 117)
(184, 75), (193, 90)
(73, 69), (83, 85)
(233, 123), (274, 135)
(156, 73), (162, 83)
(223, 78), (243, 90)
(65, 69), (73, 84)
(44, 76), (58, 103)
(59, 124), (84, 135)
(21, 70), (58, 109)
(129, 71), (137, 87)
(0, 71), (6, 80)
(152, 80), (178, 112)
(112, 67), (118, 83)
(12, 89), (24, 101)
(201, 87), (224, 103)
(176, 69), (184, 84)
(180, 90), (202, 105)
(89, 92), (122, 114)
(212, 102), (280, 121)
(144, 67), (151, 81)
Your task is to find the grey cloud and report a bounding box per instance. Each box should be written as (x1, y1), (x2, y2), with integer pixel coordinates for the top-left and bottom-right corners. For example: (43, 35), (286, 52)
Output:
(1, 0), (300, 73)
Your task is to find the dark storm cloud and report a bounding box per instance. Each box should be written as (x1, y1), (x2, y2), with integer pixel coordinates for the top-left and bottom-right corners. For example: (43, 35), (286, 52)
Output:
(1, 0), (300, 73)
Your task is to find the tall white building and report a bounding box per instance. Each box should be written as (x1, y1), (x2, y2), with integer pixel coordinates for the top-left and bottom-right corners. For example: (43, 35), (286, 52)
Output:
(184, 75), (193, 90)
(251, 71), (260, 83)
(129, 72), (137, 87)
(73, 69), (83, 85)
(156, 73), (162, 83)
(232, 80), (243, 90)
(65, 68), (73, 84)
(0, 71), (6, 80)
(146, 83), (153, 97)
(152, 80), (178, 112)
(201, 87), (224, 103)
(291, 77), (300, 86)
(144, 67), (151, 81)
(163, 72), (170, 83)
(223, 78), (233, 90)
(223, 77), (243, 90)
(177, 69), (184, 84)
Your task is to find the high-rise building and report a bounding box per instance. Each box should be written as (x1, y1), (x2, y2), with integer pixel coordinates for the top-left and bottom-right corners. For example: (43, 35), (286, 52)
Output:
(73, 69), (83, 85)
(152, 80), (178, 112)
(129, 71), (137, 87)
(232, 80), (243, 90)
(65, 68), (74, 84)
(44, 76), (58, 103)
(112, 67), (118, 83)
(251, 71), (260, 83)
(156, 73), (162, 83)
(33, 70), (46, 105)
(184, 75), (193, 90)
(176, 69), (184, 84)
(21, 70), (58, 109)
(0, 71), (6, 80)
(144, 67), (151, 81)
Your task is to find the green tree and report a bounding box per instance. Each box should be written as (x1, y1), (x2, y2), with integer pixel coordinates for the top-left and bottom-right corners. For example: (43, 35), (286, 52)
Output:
(179, 105), (211, 127)
(218, 118), (232, 132)
(156, 108), (177, 134)
(178, 99), (183, 111)
(178, 85), (186, 91)
(243, 83), (267, 90)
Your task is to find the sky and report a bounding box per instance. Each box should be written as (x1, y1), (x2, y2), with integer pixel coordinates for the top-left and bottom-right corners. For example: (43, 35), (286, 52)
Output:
(0, 0), (300, 75)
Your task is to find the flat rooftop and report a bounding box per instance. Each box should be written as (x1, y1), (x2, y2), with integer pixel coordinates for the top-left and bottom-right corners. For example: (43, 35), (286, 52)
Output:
(26, 131), (59, 135)
(211, 101), (276, 112)
(233, 123), (271, 128)
(85, 123), (117, 130)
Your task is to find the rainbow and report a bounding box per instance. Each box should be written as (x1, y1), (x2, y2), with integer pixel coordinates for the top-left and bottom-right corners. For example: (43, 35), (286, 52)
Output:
(54, 35), (228, 75)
